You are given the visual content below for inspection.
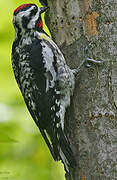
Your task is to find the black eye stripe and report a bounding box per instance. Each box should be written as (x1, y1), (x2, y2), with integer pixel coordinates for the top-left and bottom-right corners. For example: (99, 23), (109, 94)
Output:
(21, 6), (31, 11)
(30, 7), (38, 15)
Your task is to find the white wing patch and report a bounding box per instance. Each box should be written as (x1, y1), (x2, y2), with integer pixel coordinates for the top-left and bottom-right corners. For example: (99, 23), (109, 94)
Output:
(41, 41), (57, 91)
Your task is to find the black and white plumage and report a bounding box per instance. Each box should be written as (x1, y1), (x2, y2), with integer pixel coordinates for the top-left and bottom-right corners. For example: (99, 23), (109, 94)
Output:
(12, 4), (77, 170)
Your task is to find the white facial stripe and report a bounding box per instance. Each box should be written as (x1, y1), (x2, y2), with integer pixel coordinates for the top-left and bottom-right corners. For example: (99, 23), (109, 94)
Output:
(18, 6), (34, 18)
(27, 10), (39, 29)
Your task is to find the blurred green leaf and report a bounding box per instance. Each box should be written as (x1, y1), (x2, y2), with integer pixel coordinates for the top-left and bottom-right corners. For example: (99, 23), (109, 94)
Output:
(0, 131), (17, 143)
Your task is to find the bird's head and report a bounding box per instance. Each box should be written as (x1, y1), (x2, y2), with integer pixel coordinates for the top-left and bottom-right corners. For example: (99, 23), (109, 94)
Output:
(13, 4), (48, 33)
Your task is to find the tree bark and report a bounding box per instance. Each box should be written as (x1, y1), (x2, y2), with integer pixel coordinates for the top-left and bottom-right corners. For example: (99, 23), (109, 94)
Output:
(42, 0), (117, 179)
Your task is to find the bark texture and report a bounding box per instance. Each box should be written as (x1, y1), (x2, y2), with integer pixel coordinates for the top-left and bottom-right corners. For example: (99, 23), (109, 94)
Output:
(43, 0), (117, 179)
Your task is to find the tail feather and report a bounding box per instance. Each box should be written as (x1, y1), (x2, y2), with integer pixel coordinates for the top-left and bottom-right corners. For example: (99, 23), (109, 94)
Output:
(58, 128), (76, 170)
(47, 126), (76, 171)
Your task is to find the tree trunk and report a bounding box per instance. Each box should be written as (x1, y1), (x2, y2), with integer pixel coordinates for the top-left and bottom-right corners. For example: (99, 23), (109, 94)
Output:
(41, 0), (117, 179)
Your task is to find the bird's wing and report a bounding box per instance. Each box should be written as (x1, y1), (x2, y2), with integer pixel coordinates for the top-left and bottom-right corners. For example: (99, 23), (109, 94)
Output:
(25, 37), (61, 161)
(29, 36), (76, 169)
(28, 38), (59, 128)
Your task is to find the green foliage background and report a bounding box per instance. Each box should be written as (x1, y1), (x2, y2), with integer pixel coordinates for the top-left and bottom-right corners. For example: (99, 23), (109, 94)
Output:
(0, 0), (65, 179)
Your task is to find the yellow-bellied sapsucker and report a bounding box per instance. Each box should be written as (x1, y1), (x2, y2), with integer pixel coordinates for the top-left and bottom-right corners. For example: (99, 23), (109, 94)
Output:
(12, 3), (102, 171)
(12, 4), (76, 170)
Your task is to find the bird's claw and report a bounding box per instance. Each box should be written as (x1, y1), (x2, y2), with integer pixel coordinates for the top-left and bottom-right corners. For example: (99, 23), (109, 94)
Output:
(85, 58), (104, 67)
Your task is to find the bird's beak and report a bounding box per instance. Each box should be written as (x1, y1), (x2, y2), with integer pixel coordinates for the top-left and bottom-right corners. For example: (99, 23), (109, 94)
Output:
(40, 7), (49, 14)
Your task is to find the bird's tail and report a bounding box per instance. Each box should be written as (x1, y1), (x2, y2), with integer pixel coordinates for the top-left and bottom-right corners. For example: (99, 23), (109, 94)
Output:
(46, 125), (76, 171)
(58, 127), (76, 171)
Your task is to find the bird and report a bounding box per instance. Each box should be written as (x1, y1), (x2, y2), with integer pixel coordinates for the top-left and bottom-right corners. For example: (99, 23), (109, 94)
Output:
(12, 3), (77, 171)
